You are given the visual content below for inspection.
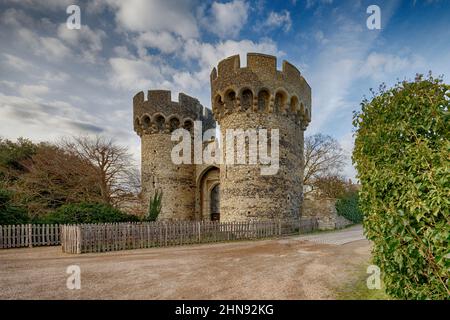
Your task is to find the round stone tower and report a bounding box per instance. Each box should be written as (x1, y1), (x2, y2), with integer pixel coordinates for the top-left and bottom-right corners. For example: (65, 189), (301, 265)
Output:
(133, 90), (215, 220)
(210, 53), (311, 222)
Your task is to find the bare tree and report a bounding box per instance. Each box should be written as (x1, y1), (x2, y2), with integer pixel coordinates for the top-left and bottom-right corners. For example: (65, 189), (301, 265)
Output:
(61, 136), (139, 207)
(303, 134), (347, 196)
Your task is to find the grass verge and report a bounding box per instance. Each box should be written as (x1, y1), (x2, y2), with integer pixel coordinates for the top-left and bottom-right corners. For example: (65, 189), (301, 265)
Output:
(334, 263), (392, 300)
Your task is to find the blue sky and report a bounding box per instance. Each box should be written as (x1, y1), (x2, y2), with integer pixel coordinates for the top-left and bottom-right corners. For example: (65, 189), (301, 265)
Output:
(0, 0), (449, 179)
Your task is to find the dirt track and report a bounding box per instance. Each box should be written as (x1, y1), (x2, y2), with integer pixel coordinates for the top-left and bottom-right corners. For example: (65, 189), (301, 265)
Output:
(0, 230), (371, 300)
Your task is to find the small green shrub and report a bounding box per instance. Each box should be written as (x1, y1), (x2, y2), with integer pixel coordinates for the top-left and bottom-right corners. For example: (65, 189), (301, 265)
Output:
(145, 190), (162, 222)
(335, 192), (363, 223)
(0, 189), (29, 225)
(37, 202), (139, 224)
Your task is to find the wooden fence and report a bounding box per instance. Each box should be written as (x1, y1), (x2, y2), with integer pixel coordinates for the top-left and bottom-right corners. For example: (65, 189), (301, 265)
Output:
(0, 224), (60, 249)
(61, 218), (318, 254)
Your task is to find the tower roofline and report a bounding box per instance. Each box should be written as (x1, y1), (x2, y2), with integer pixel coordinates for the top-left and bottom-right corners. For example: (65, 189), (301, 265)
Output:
(210, 53), (311, 127)
(133, 89), (215, 136)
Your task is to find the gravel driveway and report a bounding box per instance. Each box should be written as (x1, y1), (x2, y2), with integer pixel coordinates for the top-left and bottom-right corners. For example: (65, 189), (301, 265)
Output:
(0, 225), (370, 300)
(298, 225), (365, 245)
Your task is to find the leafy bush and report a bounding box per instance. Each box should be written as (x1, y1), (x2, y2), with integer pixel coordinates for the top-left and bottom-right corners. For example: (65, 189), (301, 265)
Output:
(38, 202), (140, 224)
(0, 189), (29, 225)
(313, 175), (348, 198)
(335, 192), (363, 223)
(352, 75), (449, 299)
(0, 138), (37, 187)
(145, 190), (162, 222)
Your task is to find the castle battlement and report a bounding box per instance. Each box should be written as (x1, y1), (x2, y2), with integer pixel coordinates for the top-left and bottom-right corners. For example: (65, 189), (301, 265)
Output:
(211, 53), (300, 80)
(133, 90), (215, 136)
(210, 53), (311, 128)
(133, 52), (312, 223)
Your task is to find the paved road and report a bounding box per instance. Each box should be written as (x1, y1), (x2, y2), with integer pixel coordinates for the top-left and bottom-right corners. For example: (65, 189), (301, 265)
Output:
(297, 225), (365, 245)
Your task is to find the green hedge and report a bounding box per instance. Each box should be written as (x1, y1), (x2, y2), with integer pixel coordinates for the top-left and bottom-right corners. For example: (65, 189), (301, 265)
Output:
(0, 189), (29, 225)
(37, 202), (140, 224)
(352, 75), (449, 299)
(335, 192), (363, 223)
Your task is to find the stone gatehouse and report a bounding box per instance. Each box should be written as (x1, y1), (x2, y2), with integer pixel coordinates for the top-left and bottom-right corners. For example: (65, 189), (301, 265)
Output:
(133, 53), (311, 222)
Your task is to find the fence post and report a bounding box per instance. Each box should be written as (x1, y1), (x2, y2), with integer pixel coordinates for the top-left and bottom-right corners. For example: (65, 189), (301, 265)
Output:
(60, 225), (64, 252)
(278, 219), (281, 236)
(164, 223), (168, 246)
(76, 225), (82, 254)
(197, 222), (201, 243)
(28, 224), (33, 248)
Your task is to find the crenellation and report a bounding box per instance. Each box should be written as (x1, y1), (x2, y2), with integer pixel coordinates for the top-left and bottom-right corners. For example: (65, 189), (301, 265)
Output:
(133, 91), (145, 105)
(282, 60), (301, 81)
(210, 67), (217, 82)
(247, 53), (277, 75)
(147, 90), (172, 106)
(178, 93), (200, 111)
(210, 53), (312, 125)
(133, 89), (215, 136)
(217, 54), (240, 77)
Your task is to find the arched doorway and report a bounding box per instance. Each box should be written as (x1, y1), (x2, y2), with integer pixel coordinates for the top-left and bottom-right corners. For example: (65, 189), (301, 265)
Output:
(198, 166), (220, 221)
(210, 184), (220, 221)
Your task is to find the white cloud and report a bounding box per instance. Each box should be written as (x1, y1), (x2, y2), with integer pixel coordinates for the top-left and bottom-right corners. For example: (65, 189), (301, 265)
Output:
(306, 14), (378, 134)
(108, 56), (173, 92)
(2, 0), (73, 11)
(306, 0), (334, 9)
(39, 36), (72, 59)
(173, 38), (281, 105)
(107, 37), (281, 108)
(41, 70), (70, 83)
(359, 52), (425, 81)
(314, 30), (329, 44)
(0, 80), (17, 90)
(263, 10), (292, 32)
(57, 24), (106, 63)
(136, 31), (182, 55)
(1, 9), (73, 61)
(183, 38), (280, 72)
(2, 53), (32, 71)
(0, 93), (104, 142)
(1, 8), (36, 28)
(208, 0), (249, 38)
(113, 46), (134, 59)
(15, 28), (71, 60)
(172, 71), (204, 92)
(19, 84), (49, 98)
(107, 0), (199, 39)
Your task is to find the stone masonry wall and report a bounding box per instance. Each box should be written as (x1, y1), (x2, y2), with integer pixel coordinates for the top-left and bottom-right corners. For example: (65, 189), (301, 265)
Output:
(141, 134), (196, 220)
(218, 112), (304, 221)
(210, 53), (311, 222)
(302, 198), (353, 230)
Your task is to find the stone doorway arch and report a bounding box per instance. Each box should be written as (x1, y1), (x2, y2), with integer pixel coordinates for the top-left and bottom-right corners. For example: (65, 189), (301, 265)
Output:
(197, 166), (220, 221)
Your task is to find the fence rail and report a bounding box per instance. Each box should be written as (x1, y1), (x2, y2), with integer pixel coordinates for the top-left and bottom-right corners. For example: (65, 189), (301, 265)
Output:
(0, 224), (60, 249)
(61, 218), (318, 254)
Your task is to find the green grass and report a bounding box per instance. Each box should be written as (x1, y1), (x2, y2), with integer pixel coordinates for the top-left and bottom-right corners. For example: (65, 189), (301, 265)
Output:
(303, 222), (360, 236)
(334, 264), (392, 300)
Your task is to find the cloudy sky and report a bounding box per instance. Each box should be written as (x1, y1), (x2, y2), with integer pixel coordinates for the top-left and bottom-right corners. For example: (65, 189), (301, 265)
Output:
(0, 0), (449, 179)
